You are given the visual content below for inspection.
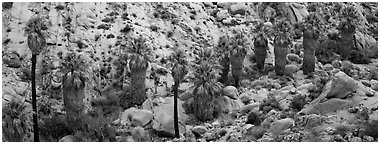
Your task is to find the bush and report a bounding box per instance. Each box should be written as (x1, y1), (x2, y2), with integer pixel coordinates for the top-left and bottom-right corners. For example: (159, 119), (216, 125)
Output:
(73, 113), (117, 142)
(289, 94), (307, 111)
(259, 93), (281, 115)
(2, 100), (32, 142)
(246, 111), (263, 126)
(39, 114), (72, 142)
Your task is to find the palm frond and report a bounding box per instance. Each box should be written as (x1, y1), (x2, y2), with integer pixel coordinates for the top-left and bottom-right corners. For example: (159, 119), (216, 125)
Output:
(273, 18), (294, 45)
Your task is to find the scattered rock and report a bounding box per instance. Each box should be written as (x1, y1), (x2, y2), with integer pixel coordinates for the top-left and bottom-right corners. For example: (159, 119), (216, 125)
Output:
(3, 51), (21, 68)
(192, 126), (207, 135)
(299, 98), (351, 115)
(268, 118), (294, 134)
(220, 96), (244, 114)
(216, 10), (229, 21)
(223, 86), (238, 99)
(229, 3), (247, 15)
(239, 102), (259, 114)
(354, 31), (378, 59)
(58, 135), (76, 142)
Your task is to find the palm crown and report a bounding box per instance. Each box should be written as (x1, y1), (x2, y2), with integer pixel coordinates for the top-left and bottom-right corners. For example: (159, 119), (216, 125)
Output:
(170, 48), (189, 83)
(273, 18), (294, 45)
(125, 35), (152, 72)
(24, 16), (50, 55)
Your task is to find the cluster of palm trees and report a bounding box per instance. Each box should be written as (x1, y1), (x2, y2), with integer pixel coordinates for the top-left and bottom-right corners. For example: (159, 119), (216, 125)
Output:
(20, 2), (364, 141)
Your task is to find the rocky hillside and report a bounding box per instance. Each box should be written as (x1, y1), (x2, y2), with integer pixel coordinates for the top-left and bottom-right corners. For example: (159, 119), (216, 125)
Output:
(2, 2), (378, 142)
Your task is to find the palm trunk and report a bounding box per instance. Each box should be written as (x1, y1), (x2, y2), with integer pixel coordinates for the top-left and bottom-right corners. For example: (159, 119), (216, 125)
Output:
(302, 29), (318, 75)
(218, 57), (230, 85)
(231, 50), (246, 87)
(254, 36), (268, 70)
(340, 25), (355, 60)
(274, 41), (288, 76)
(31, 54), (39, 142)
(173, 81), (180, 138)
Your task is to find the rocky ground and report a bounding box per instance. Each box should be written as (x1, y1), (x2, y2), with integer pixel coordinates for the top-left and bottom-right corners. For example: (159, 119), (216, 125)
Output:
(2, 2), (378, 142)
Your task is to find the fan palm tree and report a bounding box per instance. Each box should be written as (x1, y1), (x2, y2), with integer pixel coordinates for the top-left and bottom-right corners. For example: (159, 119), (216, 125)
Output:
(190, 48), (223, 121)
(59, 52), (88, 129)
(169, 48), (189, 138)
(338, 5), (359, 60)
(230, 29), (248, 87)
(273, 19), (293, 76)
(301, 3), (326, 75)
(215, 35), (231, 85)
(252, 21), (271, 70)
(24, 15), (50, 142)
(120, 35), (152, 109)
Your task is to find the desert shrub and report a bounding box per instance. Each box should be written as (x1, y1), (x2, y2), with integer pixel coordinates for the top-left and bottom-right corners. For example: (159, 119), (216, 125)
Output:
(2, 100), (32, 142)
(259, 93), (281, 115)
(302, 128), (323, 142)
(289, 94), (307, 111)
(2, 2), (13, 10)
(246, 111), (263, 126)
(359, 120), (378, 139)
(91, 93), (121, 118)
(39, 114), (72, 142)
(333, 124), (351, 137)
(73, 112), (117, 142)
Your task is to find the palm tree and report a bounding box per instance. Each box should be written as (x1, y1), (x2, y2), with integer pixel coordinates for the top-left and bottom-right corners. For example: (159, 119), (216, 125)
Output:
(230, 29), (248, 87)
(301, 3), (326, 75)
(59, 52), (88, 129)
(24, 15), (50, 142)
(338, 5), (359, 60)
(252, 21), (271, 70)
(190, 48), (223, 121)
(273, 19), (293, 76)
(120, 35), (152, 109)
(215, 35), (231, 85)
(169, 48), (189, 138)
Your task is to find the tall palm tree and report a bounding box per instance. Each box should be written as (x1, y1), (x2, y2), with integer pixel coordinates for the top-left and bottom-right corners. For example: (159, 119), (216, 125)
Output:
(120, 35), (152, 109)
(273, 19), (293, 76)
(338, 5), (359, 60)
(169, 48), (189, 138)
(301, 4), (326, 75)
(190, 48), (223, 121)
(24, 15), (49, 142)
(230, 29), (248, 87)
(215, 35), (231, 85)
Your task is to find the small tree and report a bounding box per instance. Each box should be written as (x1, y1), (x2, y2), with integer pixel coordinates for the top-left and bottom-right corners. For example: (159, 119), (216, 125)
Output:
(120, 34), (152, 109)
(337, 5), (360, 60)
(273, 18), (294, 76)
(215, 35), (231, 85)
(190, 48), (224, 121)
(169, 48), (189, 138)
(59, 52), (88, 129)
(300, 3), (327, 75)
(24, 15), (50, 142)
(251, 21), (271, 70)
(230, 29), (249, 87)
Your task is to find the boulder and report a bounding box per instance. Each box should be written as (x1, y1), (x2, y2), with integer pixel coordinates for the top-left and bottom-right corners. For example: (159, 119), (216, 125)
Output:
(299, 98), (351, 115)
(229, 3), (247, 15)
(220, 96), (244, 113)
(58, 135), (76, 142)
(152, 97), (188, 137)
(250, 89), (269, 103)
(131, 110), (154, 127)
(223, 86), (238, 99)
(297, 114), (326, 128)
(239, 102), (260, 114)
(354, 31), (378, 58)
(285, 64), (299, 77)
(288, 3), (309, 24)
(216, 10), (229, 21)
(268, 118), (295, 134)
(326, 72), (358, 99)
(121, 107), (153, 127)
(286, 53), (302, 64)
(192, 126), (207, 135)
